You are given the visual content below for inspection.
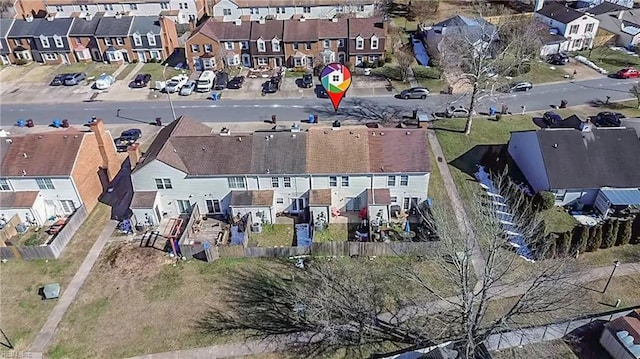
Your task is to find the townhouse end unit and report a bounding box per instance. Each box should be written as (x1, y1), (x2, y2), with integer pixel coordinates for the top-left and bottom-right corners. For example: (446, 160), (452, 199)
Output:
(210, 0), (377, 22)
(128, 117), (430, 229)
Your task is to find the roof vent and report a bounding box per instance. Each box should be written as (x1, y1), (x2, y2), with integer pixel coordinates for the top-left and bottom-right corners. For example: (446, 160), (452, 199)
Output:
(269, 134), (274, 138)
(74, 135), (79, 138)
(380, 132), (385, 136)
(371, 132), (375, 136)
(331, 17), (338, 23)
(173, 149), (177, 152)
(292, 134), (296, 138)
(63, 135), (68, 139)
(349, 130), (354, 134)
(553, 143), (558, 148)
(23, 153), (28, 158)
(25, 13), (33, 22)
(234, 19), (242, 25)
(356, 134), (360, 138)
(46, 14), (55, 21)
(220, 127), (231, 136)
(38, 135), (43, 139)
(406, 131), (411, 135)
(22, 170), (27, 176)
(115, 12), (123, 19)
(259, 17), (265, 24)
(381, 166), (385, 172)
(5, 139), (12, 144)
(202, 147), (206, 151)
(265, 136), (269, 140)
(266, 168), (270, 174)
(238, 137), (242, 142)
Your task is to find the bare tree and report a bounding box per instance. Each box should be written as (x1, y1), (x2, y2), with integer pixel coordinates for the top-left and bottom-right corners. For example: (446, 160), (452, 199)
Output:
(437, 11), (543, 134)
(0, 0), (12, 18)
(198, 172), (586, 358)
(409, 0), (440, 27)
(395, 46), (414, 82)
(630, 84), (640, 109)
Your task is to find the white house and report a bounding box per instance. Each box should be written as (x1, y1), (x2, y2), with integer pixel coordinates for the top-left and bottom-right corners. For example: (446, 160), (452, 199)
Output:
(507, 127), (640, 208)
(211, 0), (376, 22)
(0, 121), (120, 226)
(129, 117), (430, 227)
(535, 0), (600, 52)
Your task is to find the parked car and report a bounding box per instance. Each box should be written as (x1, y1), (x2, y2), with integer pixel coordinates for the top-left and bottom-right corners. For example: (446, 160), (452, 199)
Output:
(213, 72), (229, 90)
(50, 73), (71, 86)
(316, 85), (328, 98)
(196, 70), (215, 92)
(543, 111), (562, 126)
(262, 80), (278, 94)
(616, 68), (640, 79)
(503, 81), (533, 93)
(113, 129), (142, 152)
(300, 73), (313, 88)
(131, 73), (151, 88)
(547, 53), (569, 65)
(445, 107), (470, 118)
(227, 76), (245, 89)
(164, 74), (189, 93)
(94, 73), (116, 90)
(64, 72), (86, 86)
(400, 87), (429, 99)
(121, 128), (142, 141)
(179, 80), (196, 96)
(593, 111), (625, 127)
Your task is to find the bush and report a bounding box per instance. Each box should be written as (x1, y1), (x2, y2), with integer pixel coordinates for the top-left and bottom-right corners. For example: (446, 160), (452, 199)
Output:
(376, 59), (386, 68)
(587, 225), (603, 252)
(534, 191), (556, 211)
(618, 218), (633, 246)
(15, 59), (29, 66)
(132, 59), (139, 64)
(557, 231), (572, 256)
(602, 220), (617, 248)
(577, 226), (589, 253)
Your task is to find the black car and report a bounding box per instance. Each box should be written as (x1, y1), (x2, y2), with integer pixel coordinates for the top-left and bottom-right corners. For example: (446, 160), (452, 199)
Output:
(113, 129), (142, 152)
(213, 72), (229, 90)
(262, 80), (278, 94)
(593, 111), (625, 127)
(547, 53), (569, 65)
(131, 73), (151, 88)
(301, 73), (313, 88)
(543, 111), (562, 126)
(50, 73), (71, 86)
(226, 76), (245, 89)
(121, 128), (142, 141)
(316, 85), (328, 98)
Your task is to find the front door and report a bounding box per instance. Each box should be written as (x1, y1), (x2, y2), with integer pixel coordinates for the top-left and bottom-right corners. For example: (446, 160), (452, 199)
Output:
(177, 200), (192, 214)
(137, 51), (146, 63)
(61, 53), (70, 64)
(290, 198), (305, 213)
(242, 53), (251, 67)
(91, 48), (101, 61)
(122, 50), (130, 63)
(338, 52), (346, 64)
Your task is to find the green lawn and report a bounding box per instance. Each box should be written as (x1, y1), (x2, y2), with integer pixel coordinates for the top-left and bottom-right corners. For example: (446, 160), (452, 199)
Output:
(373, 64), (446, 93)
(313, 224), (348, 242)
(514, 61), (569, 84)
(575, 47), (640, 74)
(54, 62), (93, 75)
(285, 70), (306, 78)
(391, 16), (419, 32)
(247, 224), (294, 247)
(86, 63), (120, 78)
(115, 64), (135, 80)
(139, 63), (185, 84)
(540, 207), (578, 235)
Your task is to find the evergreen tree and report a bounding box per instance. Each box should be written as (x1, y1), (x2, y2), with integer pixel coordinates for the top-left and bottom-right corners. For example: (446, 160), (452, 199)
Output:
(618, 219), (633, 246)
(602, 220), (616, 248)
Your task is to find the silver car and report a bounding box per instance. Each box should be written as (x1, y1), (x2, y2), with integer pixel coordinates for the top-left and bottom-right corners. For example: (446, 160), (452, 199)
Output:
(179, 80), (196, 96)
(400, 87), (429, 100)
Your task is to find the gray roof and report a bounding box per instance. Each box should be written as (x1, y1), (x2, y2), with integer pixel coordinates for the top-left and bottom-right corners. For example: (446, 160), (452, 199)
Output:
(95, 16), (134, 37)
(596, 10), (640, 36)
(69, 15), (103, 36)
(536, 128), (640, 189)
(0, 18), (14, 38)
(584, 2), (629, 15)
(537, 2), (586, 23)
(426, 15), (497, 46)
(250, 131), (307, 174)
(130, 16), (161, 35)
(35, 17), (74, 36)
(7, 18), (42, 38)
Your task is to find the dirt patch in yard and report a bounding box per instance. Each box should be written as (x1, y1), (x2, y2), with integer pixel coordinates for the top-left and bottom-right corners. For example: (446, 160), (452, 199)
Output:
(0, 63), (37, 82)
(20, 64), (60, 83)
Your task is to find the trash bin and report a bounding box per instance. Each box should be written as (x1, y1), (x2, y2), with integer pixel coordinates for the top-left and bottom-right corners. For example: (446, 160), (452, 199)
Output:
(560, 99), (568, 108)
(489, 107), (497, 116)
(212, 92), (220, 101)
(313, 114), (318, 123)
(308, 114), (314, 123)
(26, 119), (34, 128)
(413, 109), (418, 119)
(501, 105), (508, 115)
(16, 119), (25, 127)
(272, 115), (277, 124)
(62, 119), (69, 128)
(52, 119), (61, 128)
(155, 117), (162, 126)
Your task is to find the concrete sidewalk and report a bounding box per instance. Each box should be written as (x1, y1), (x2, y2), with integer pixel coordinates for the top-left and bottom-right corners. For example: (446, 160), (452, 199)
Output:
(26, 220), (118, 357)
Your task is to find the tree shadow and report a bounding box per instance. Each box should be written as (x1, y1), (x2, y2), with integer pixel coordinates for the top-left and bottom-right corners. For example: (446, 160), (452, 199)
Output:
(449, 144), (527, 185)
(564, 320), (612, 359)
(309, 98), (409, 125)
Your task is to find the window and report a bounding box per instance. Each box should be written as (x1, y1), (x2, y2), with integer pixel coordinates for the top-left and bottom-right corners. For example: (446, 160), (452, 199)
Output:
(283, 177), (291, 188)
(0, 179), (10, 191)
(150, 50), (161, 60)
(206, 199), (221, 213)
(276, 7), (285, 14)
(292, 42), (298, 50)
(257, 39), (265, 52)
(179, 2), (184, 9)
(572, 38), (582, 48)
(272, 40), (280, 52)
(341, 176), (349, 187)
(36, 178), (55, 190)
(60, 200), (76, 214)
(13, 39), (20, 46)
(294, 57), (302, 67)
(356, 37), (364, 50)
(272, 177), (279, 188)
(338, 39), (345, 47)
(400, 175), (408, 186)
(148, 34), (156, 46)
(225, 41), (234, 50)
(104, 4), (114, 10)
(241, 41), (249, 50)
(116, 37), (124, 46)
(371, 36), (378, 49)
(585, 23), (594, 33)
(357, 5), (365, 11)
(369, 55), (379, 62)
(323, 39), (330, 48)
(108, 52), (117, 61)
(569, 24), (579, 34)
(390, 196), (397, 203)
(155, 178), (173, 189)
(336, 5), (344, 13)
(191, 44), (200, 52)
(387, 175), (396, 186)
(329, 176), (337, 187)
(40, 35), (50, 48)
(249, 7), (259, 14)
(79, 4), (88, 11)
(223, 8), (231, 15)
(257, 57), (268, 65)
(403, 197), (410, 210)
(130, 3), (138, 10)
(160, 3), (169, 9)
(305, 42), (311, 50)
(55, 5), (63, 12)
(303, 6), (311, 13)
(43, 53), (57, 61)
(133, 34), (142, 46)
(228, 176), (246, 189)
(177, 200), (191, 214)
(276, 198), (284, 204)
(183, 2), (189, 9)
(204, 44), (212, 52)
(105, 38), (112, 46)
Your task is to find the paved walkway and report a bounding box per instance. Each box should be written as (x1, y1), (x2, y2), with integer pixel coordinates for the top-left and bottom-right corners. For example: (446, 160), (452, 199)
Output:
(26, 220), (118, 357)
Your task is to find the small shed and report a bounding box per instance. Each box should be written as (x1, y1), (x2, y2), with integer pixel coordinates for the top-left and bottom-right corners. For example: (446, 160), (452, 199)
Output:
(595, 188), (640, 218)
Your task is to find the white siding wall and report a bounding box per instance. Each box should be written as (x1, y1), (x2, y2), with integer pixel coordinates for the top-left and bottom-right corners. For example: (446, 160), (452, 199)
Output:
(212, 1), (375, 21)
(557, 188), (600, 206)
(535, 13), (599, 51)
(258, 175), (310, 212)
(0, 195), (46, 225)
(507, 132), (550, 193)
(48, 0), (198, 21)
(8, 177), (81, 209)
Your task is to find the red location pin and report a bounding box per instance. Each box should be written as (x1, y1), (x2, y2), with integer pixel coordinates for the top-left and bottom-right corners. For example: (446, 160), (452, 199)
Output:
(320, 63), (352, 112)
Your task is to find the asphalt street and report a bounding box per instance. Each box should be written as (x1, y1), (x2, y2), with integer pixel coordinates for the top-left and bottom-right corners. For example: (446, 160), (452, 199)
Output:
(1, 77), (638, 126)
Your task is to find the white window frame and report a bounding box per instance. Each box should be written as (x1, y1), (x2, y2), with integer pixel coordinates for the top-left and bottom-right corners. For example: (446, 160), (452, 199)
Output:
(160, 3), (169, 10)
(323, 39), (330, 48)
(257, 57), (267, 65)
(55, 5), (63, 12)
(369, 55), (379, 62)
(305, 42), (311, 50)
(225, 41), (234, 50)
(40, 35), (50, 48)
(183, 2), (189, 9)
(241, 41), (249, 50)
(292, 42), (298, 50)
(272, 39), (280, 52)
(250, 7), (258, 15)
(276, 198), (284, 204)
(329, 176), (337, 187)
(336, 5), (344, 13)
(191, 44), (200, 52)
(257, 39), (266, 52)
(390, 196), (397, 203)
(357, 5), (365, 11)
(276, 7), (285, 14)
(105, 38), (112, 46)
(387, 175), (396, 186)
(400, 175), (408, 186)
(356, 36), (364, 50)
(155, 178), (173, 189)
(403, 197), (410, 210)
(303, 6), (311, 13)
(338, 39), (345, 47)
(341, 176), (349, 187)
(569, 24), (579, 35)
(79, 4), (88, 11)
(43, 53), (57, 61)
(371, 36), (378, 50)
(133, 34), (142, 46)
(0, 179), (11, 191)
(204, 44), (213, 52)
(116, 37), (124, 46)
(585, 23), (594, 33)
(283, 177), (291, 188)
(271, 177), (279, 188)
(223, 8), (231, 15)
(60, 200), (76, 214)
(150, 50), (161, 60)
(53, 35), (63, 48)
(228, 176), (246, 189)
(36, 178), (55, 190)
(147, 33), (156, 46)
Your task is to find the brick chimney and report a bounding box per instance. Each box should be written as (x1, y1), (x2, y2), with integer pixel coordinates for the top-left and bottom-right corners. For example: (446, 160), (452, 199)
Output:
(127, 143), (142, 169)
(88, 119), (119, 181)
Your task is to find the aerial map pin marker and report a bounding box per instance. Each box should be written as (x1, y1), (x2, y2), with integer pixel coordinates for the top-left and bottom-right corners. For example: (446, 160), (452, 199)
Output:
(320, 63), (352, 112)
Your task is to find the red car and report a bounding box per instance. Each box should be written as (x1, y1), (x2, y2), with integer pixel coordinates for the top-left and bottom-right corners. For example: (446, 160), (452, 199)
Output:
(617, 68), (640, 79)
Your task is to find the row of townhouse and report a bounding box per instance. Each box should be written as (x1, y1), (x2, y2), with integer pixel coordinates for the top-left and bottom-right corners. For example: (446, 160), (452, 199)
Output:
(0, 13), (178, 65)
(186, 16), (386, 70)
(15, 0), (208, 25)
(128, 117), (430, 227)
(210, 0), (377, 22)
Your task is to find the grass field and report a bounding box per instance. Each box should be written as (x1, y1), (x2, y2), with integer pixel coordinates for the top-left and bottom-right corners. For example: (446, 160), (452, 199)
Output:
(115, 64), (136, 80)
(247, 224), (294, 247)
(313, 224), (348, 242)
(575, 47), (640, 74)
(0, 203), (111, 353)
(139, 63), (185, 84)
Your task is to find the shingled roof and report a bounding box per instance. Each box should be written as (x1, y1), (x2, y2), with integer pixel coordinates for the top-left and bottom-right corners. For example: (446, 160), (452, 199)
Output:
(283, 19), (318, 42)
(537, 2), (587, 23)
(0, 191), (39, 209)
(95, 16), (134, 37)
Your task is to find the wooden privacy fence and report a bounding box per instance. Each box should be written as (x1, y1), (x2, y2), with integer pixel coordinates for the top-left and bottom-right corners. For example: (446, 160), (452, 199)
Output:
(0, 214), (21, 244)
(0, 206), (89, 260)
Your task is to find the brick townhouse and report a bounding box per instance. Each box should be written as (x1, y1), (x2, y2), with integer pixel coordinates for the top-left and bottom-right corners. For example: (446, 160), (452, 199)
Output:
(185, 17), (251, 71)
(347, 17), (386, 66)
(250, 18), (284, 68)
(283, 17), (319, 68)
(68, 13), (103, 62)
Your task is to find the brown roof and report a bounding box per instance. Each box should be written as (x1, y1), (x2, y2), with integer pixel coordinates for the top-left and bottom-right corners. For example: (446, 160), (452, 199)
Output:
(306, 128), (370, 174)
(192, 18), (251, 41)
(160, 10), (180, 16)
(309, 189), (332, 206)
(318, 18), (348, 39)
(348, 17), (386, 39)
(250, 19), (284, 41)
(130, 191), (158, 209)
(367, 128), (429, 173)
(231, 0), (373, 6)
(607, 316), (640, 344)
(230, 190), (274, 206)
(1, 130), (85, 177)
(168, 135), (253, 175)
(283, 19), (318, 42)
(0, 191), (39, 209)
(367, 188), (391, 205)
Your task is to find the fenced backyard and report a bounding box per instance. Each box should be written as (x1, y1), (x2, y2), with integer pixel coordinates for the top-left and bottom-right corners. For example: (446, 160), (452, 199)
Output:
(0, 206), (89, 260)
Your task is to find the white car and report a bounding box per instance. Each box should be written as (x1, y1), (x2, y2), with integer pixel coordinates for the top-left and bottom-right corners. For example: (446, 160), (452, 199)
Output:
(164, 74), (189, 93)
